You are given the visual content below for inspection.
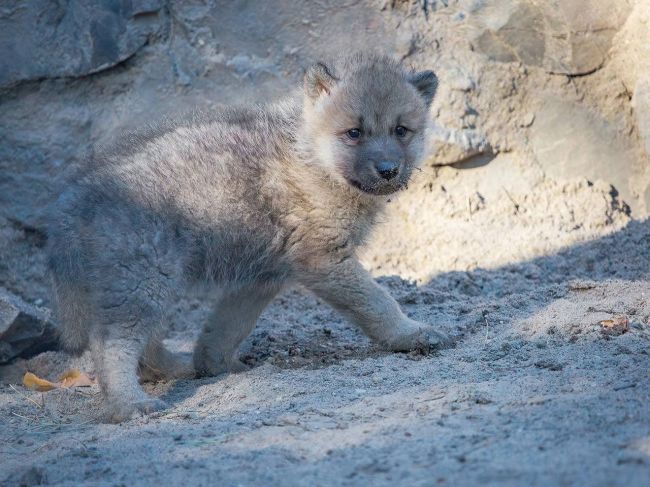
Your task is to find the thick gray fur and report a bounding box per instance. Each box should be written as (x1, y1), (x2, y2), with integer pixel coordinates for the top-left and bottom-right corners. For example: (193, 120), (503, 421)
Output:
(47, 53), (446, 422)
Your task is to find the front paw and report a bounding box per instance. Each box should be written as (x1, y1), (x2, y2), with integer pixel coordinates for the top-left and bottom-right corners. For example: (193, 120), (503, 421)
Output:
(105, 397), (168, 423)
(385, 321), (451, 353)
(194, 352), (227, 377)
(193, 351), (249, 377)
(139, 358), (195, 382)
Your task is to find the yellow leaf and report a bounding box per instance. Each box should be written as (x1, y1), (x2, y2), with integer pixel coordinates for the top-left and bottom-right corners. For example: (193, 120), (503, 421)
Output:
(23, 372), (58, 392)
(22, 369), (97, 392)
(59, 369), (96, 388)
(600, 315), (629, 336)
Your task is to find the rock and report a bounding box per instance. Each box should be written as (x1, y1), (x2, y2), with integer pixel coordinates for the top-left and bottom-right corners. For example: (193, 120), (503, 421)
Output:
(395, 29), (417, 59)
(0, 287), (58, 363)
(0, 0), (163, 89)
(530, 99), (640, 213)
(633, 79), (650, 157)
(468, 0), (631, 75)
(426, 122), (492, 166)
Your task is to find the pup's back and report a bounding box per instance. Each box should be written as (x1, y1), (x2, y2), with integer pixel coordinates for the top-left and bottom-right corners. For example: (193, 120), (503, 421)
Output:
(48, 103), (299, 352)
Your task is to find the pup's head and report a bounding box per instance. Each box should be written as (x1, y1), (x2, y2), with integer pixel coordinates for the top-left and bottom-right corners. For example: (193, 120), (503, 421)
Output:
(303, 53), (437, 196)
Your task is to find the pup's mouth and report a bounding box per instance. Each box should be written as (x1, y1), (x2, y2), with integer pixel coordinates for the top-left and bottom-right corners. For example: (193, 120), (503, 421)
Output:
(348, 178), (401, 196)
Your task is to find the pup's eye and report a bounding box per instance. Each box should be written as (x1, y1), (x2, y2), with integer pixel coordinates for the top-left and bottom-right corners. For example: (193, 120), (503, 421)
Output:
(395, 126), (408, 137)
(347, 128), (361, 139)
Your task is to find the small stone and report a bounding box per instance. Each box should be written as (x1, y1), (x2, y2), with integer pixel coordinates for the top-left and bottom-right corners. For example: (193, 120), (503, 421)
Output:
(519, 113), (535, 127)
(534, 360), (564, 371)
(0, 287), (58, 363)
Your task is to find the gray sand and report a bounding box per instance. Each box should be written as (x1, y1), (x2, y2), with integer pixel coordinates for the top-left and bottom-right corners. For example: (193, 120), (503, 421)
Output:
(2, 216), (650, 486)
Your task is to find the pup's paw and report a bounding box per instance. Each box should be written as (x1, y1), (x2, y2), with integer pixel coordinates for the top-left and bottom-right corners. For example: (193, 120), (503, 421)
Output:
(411, 326), (452, 353)
(228, 359), (251, 374)
(385, 320), (452, 353)
(139, 358), (195, 382)
(194, 353), (249, 377)
(106, 397), (168, 423)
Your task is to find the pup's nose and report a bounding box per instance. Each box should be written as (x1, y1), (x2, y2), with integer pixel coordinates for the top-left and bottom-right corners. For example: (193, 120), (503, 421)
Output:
(375, 161), (399, 180)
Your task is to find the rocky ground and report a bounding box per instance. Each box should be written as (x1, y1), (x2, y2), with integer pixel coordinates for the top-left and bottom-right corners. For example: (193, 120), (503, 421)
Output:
(1, 1), (650, 485)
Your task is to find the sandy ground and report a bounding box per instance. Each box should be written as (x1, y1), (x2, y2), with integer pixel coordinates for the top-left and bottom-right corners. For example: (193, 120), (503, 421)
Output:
(1, 2), (650, 485)
(1, 215), (650, 486)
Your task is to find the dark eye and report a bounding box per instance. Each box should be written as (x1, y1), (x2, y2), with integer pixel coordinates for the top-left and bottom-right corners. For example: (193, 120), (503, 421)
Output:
(395, 126), (408, 137)
(347, 128), (361, 139)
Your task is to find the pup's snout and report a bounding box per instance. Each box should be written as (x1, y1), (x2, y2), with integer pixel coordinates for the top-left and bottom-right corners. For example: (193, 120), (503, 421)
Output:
(375, 161), (399, 180)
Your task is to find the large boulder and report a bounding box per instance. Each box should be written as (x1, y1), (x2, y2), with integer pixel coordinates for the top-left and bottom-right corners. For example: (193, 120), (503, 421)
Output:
(530, 99), (640, 213)
(0, 0), (163, 89)
(468, 0), (632, 75)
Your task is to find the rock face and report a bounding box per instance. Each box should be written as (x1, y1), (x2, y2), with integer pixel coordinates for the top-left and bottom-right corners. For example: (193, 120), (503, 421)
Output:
(0, 288), (57, 364)
(530, 99), (638, 210)
(0, 0), (649, 333)
(0, 0), (163, 89)
(469, 0), (632, 75)
(634, 80), (650, 162)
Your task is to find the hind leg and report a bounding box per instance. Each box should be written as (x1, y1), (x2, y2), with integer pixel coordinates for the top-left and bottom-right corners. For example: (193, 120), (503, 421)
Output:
(90, 271), (175, 422)
(50, 249), (163, 421)
(91, 327), (167, 423)
(139, 336), (194, 382)
(49, 264), (93, 353)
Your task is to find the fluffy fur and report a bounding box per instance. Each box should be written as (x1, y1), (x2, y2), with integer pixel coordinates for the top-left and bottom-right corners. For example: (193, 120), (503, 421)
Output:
(47, 53), (446, 422)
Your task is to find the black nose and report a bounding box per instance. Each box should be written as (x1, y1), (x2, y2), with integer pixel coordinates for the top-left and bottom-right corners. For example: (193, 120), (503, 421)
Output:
(375, 161), (399, 180)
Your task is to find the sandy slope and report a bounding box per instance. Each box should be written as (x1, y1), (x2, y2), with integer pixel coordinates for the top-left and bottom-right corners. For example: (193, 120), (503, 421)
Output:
(2, 216), (650, 486)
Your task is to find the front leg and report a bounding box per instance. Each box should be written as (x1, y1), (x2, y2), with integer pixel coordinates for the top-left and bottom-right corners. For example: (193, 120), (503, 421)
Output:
(194, 286), (278, 377)
(298, 258), (449, 352)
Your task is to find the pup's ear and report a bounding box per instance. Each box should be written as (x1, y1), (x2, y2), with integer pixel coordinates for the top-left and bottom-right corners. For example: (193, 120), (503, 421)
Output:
(304, 62), (338, 100)
(408, 70), (438, 107)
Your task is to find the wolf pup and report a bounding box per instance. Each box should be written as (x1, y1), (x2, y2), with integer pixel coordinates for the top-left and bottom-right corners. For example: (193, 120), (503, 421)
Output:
(47, 53), (446, 422)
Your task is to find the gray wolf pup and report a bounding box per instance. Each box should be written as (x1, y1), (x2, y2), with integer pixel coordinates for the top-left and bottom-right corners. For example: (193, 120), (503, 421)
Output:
(47, 53), (447, 422)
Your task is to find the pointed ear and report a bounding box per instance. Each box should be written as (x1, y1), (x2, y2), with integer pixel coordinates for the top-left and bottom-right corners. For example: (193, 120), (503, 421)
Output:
(304, 62), (338, 100)
(408, 70), (438, 107)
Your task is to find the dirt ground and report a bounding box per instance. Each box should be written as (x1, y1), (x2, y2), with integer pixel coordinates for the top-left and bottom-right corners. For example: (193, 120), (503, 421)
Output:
(2, 214), (650, 486)
(2, 1), (650, 485)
